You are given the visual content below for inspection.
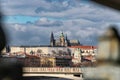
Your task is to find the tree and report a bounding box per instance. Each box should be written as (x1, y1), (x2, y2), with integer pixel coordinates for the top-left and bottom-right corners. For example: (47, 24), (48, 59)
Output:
(37, 49), (42, 53)
(30, 50), (34, 55)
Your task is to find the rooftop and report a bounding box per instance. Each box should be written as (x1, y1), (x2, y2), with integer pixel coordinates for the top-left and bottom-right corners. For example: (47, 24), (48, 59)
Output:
(68, 46), (97, 49)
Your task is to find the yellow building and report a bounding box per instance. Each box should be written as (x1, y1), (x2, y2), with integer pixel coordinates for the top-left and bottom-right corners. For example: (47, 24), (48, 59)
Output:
(40, 57), (56, 67)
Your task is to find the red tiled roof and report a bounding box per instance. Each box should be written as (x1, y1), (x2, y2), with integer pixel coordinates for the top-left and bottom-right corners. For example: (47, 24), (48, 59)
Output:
(68, 46), (97, 49)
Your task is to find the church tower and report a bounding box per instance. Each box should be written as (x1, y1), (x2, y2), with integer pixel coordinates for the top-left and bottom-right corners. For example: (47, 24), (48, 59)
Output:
(65, 34), (69, 46)
(60, 32), (65, 46)
(50, 32), (55, 46)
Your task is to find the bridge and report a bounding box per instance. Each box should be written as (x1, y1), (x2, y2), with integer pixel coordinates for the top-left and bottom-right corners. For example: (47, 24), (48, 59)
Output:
(23, 67), (83, 80)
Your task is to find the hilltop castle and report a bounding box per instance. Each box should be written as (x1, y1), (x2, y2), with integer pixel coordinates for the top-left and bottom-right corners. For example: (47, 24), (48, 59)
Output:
(50, 32), (80, 47)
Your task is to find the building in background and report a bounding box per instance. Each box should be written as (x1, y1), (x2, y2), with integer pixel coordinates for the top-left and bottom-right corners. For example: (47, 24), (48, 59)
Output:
(50, 32), (80, 47)
(69, 46), (97, 67)
(1, 32), (97, 67)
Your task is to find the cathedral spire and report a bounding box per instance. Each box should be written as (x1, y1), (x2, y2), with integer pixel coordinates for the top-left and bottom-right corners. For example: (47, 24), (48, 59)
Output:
(50, 32), (55, 46)
(65, 34), (70, 46)
(78, 40), (80, 45)
(50, 32), (54, 42)
(65, 34), (68, 40)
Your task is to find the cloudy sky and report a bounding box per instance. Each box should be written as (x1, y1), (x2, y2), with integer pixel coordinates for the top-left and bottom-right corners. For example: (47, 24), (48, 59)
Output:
(1, 0), (120, 46)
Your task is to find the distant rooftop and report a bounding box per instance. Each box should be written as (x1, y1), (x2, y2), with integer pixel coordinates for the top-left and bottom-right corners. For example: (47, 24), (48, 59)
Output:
(69, 46), (97, 49)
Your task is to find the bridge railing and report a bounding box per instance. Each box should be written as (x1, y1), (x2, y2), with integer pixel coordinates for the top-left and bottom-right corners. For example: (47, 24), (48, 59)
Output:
(23, 67), (82, 74)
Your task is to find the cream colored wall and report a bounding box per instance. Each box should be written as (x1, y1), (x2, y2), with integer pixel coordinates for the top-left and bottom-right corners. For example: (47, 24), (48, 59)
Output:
(3, 46), (96, 56)
(25, 47), (48, 55)
(6, 47), (49, 55)
(68, 48), (75, 56)
(3, 46), (72, 55)
(11, 47), (24, 53)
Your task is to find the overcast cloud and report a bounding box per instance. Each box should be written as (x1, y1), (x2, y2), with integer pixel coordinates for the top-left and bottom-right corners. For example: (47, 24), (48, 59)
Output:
(1, 0), (120, 46)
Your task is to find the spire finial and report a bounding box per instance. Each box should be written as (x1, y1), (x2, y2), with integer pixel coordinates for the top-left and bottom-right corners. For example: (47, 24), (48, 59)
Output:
(50, 31), (54, 42)
(50, 31), (55, 46)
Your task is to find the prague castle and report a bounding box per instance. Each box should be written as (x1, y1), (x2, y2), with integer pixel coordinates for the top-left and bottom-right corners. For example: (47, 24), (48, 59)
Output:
(50, 32), (80, 47)
(1, 32), (97, 67)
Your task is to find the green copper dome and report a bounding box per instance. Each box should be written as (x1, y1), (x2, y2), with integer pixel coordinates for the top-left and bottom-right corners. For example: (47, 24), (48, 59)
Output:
(60, 32), (64, 37)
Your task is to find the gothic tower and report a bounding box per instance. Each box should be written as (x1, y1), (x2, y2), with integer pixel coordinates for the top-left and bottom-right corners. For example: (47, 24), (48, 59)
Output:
(65, 34), (69, 46)
(50, 32), (55, 46)
(60, 32), (65, 46)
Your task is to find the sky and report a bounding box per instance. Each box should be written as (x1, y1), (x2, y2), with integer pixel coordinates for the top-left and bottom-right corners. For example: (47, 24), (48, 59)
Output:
(1, 0), (120, 46)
